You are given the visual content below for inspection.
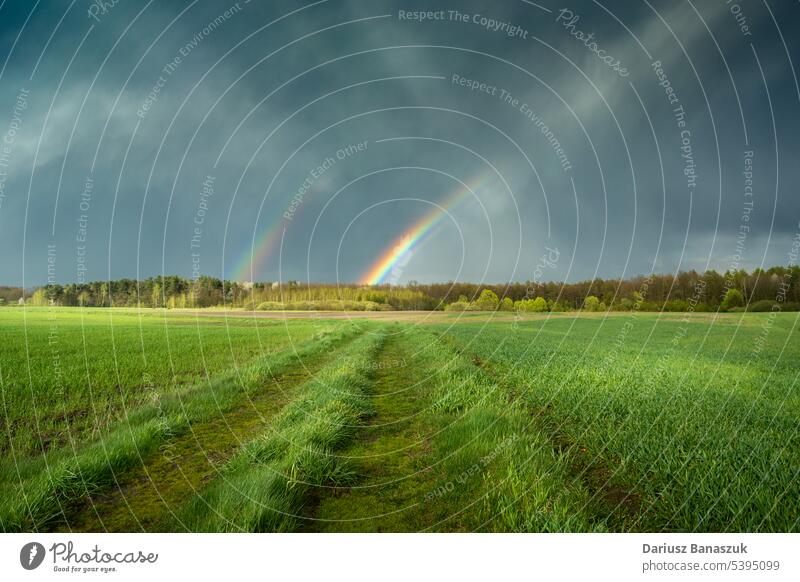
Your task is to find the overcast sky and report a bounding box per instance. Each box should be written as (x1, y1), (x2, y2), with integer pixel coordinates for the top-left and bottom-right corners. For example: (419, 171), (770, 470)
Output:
(0, 0), (798, 286)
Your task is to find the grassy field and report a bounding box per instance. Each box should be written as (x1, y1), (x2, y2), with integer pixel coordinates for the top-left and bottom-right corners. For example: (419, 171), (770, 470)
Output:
(435, 313), (800, 531)
(0, 307), (797, 532)
(0, 308), (326, 456)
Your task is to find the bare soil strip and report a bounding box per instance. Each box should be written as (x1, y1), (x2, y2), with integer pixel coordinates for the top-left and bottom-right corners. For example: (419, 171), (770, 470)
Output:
(180, 309), (723, 323)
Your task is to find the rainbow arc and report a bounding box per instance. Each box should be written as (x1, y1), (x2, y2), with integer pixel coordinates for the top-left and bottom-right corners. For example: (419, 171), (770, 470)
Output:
(359, 174), (490, 285)
(231, 172), (491, 284)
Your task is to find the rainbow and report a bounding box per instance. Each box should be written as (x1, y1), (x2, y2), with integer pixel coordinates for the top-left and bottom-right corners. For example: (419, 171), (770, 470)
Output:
(232, 217), (284, 283)
(359, 173), (490, 285)
(232, 172), (493, 284)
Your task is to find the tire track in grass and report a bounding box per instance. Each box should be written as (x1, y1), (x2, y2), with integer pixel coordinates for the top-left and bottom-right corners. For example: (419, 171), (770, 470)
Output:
(51, 327), (364, 533)
(321, 328), (603, 533)
(299, 328), (556, 532)
(300, 329), (453, 532)
(174, 330), (389, 532)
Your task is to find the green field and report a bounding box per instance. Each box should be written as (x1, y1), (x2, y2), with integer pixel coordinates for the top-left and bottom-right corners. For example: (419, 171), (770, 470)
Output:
(0, 307), (797, 532)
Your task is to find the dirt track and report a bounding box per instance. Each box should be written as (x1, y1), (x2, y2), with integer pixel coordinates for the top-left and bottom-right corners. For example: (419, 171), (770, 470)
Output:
(173, 309), (728, 324)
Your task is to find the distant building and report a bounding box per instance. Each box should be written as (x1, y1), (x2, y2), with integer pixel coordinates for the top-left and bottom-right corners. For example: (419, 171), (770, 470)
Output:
(18, 297), (25, 305)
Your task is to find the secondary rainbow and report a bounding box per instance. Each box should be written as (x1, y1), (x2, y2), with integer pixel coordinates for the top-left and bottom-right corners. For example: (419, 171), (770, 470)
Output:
(359, 173), (490, 285)
(232, 217), (284, 283)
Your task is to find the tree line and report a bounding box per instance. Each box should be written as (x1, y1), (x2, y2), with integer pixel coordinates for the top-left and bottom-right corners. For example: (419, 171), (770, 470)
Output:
(5, 265), (799, 311)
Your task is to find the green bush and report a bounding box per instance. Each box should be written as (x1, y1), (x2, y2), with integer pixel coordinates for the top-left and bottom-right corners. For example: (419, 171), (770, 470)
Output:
(475, 289), (500, 311)
(721, 288), (744, 310)
(617, 298), (634, 311)
(583, 295), (600, 311)
(514, 298), (547, 312)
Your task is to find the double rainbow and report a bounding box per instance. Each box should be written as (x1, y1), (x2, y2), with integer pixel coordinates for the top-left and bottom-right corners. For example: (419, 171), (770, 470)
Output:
(231, 173), (490, 284)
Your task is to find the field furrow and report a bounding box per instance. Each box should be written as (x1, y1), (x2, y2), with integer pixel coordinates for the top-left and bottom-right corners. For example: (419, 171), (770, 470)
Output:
(444, 338), (642, 530)
(54, 326), (365, 533)
(170, 329), (388, 532)
(2, 309), (797, 533)
(304, 328), (607, 532)
(437, 317), (800, 532)
(0, 324), (364, 532)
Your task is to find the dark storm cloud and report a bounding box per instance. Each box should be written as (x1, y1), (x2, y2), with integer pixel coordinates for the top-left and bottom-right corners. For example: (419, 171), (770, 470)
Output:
(0, 0), (798, 286)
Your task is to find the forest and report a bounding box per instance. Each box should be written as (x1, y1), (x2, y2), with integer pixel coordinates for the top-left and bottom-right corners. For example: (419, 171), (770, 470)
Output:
(4, 265), (799, 312)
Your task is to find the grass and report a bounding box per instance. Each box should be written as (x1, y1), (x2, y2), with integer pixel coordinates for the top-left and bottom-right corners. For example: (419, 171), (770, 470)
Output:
(175, 329), (387, 532)
(0, 313), (364, 532)
(419, 329), (607, 532)
(436, 312), (800, 531)
(304, 327), (604, 532)
(1, 307), (797, 532)
(0, 307), (323, 456)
